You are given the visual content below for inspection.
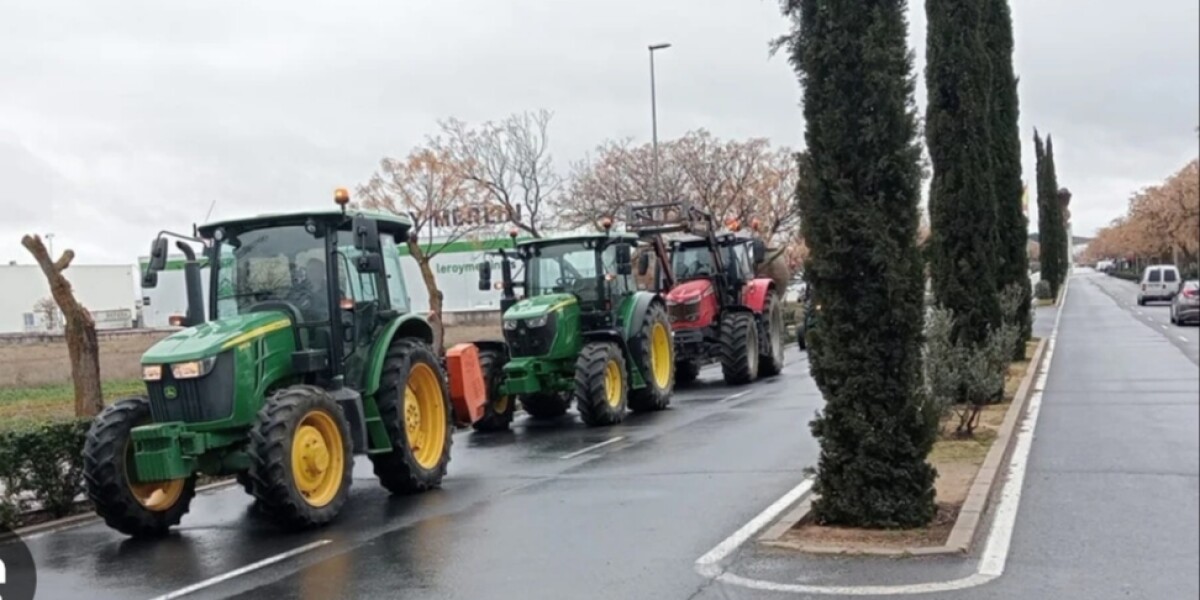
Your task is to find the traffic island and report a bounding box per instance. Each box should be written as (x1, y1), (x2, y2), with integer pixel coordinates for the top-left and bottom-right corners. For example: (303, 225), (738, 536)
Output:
(759, 337), (1048, 556)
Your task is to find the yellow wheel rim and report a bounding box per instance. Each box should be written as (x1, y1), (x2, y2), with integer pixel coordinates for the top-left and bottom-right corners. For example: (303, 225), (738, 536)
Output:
(404, 363), (447, 470)
(125, 440), (185, 512)
(493, 393), (511, 415)
(604, 359), (623, 408)
(650, 322), (672, 389)
(290, 410), (345, 508)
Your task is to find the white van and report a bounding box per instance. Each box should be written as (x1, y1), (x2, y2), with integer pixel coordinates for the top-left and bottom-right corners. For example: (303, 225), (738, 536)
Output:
(1137, 265), (1181, 305)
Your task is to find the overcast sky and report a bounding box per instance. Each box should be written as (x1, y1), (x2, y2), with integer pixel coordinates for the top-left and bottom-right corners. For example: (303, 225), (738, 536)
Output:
(2, 0), (1196, 265)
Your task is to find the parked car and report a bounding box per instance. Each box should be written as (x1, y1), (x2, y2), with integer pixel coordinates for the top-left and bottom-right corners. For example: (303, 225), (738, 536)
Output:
(1137, 264), (1181, 305)
(1170, 280), (1200, 325)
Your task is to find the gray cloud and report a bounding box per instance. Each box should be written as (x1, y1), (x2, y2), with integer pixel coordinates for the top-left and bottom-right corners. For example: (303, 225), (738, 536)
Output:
(1, 0), (1195, 266)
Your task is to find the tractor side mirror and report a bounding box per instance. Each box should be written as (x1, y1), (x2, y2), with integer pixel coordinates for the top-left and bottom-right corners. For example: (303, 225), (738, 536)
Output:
(478, 261), (492, 291)
(142, 270), (159, 289)
(752, 239), (767, 265)
(148, 237), (168, 272)
(352, 214), (382, 273)
(636, 252), (651, 276)
(615, 244), (633, 276)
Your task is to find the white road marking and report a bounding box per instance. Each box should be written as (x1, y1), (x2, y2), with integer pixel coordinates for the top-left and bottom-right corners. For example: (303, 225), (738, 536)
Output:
(720, 391), (752, 403)
(149, 539), (331, 600)
(694, 275), (1071, 594)
(1179, 336), (1189, 342)
(1137, 310), (1144, 315)
(559, 436), (625, 460)
(1161, 324), (1169, 329)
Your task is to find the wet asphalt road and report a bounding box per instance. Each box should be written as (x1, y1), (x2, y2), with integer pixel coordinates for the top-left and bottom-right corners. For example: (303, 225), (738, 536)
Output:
(26, 347), (821, 600)
(704, 269), (1200, 599)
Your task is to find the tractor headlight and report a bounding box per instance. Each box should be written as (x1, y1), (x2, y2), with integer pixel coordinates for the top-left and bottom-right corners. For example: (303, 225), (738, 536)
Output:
(171, 357), (217, 379)
(503, 319), (519, 331)
(142, 365), (163, 381)
(525, 314), (549, 328)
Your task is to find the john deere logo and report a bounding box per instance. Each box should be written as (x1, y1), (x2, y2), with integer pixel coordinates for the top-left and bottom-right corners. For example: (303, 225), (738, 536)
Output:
(163, 386), (178, 400)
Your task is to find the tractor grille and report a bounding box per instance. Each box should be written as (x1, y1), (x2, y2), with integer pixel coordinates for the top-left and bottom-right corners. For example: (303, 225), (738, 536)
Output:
(668, 302), (701, 324)
(504, 314), (558, 358)
(146, 353), (236, 423)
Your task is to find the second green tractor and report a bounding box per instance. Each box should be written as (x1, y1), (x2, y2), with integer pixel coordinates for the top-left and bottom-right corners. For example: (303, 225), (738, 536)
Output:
(472, 228), (676, 430)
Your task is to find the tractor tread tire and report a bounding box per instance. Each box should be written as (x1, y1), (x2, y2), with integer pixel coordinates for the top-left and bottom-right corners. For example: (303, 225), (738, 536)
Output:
(675, 360), (701, 385)
(574, 342), (627, 427)
(629, 303), (674, 412)
(758, 291), (785, 377)
(83, 396), (197, 538)
(472, 348), (515, 432)
(519, 392), (571, 419)
(369, 339), (453, 495)
(248, 385), (353, 530)
(720, 312), (758, 385)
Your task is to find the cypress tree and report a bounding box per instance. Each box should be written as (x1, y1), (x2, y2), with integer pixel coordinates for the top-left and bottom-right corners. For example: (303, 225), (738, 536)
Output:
(1045, 137), (1068, 288)
(1034, 131), (1062, 295)
(926, 0), (1001, 347)
(984, 0), (1031, 351)
(779, 0), (935, 527)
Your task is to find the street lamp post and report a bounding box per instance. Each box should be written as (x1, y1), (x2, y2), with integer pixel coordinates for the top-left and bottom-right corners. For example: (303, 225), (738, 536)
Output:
(648, 42), (671, 202)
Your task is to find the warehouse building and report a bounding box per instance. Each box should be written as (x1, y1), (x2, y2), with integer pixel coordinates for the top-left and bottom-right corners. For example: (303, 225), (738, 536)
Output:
(0, 264), (139, 334)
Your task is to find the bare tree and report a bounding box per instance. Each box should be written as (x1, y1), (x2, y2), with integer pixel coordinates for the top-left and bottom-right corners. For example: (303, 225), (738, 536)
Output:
(33, 297), (59, 331)
(359, 145), (494, 351)
(21, 235), (103, 417)
(438, 110), (561, 237)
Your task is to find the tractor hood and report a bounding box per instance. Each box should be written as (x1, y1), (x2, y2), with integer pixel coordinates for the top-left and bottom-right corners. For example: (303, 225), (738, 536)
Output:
(142, 312), (293, 364)
(666, 279), (715, 304)
(503, 293), (577, 320)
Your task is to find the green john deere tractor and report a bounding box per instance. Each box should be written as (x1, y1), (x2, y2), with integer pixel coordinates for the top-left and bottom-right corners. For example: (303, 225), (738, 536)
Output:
(83, 191), (457, 537)
(471, 228), (675, 429)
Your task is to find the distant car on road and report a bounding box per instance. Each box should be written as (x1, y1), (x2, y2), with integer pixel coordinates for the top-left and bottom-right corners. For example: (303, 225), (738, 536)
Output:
(1170, 280), (1199, 325)
(1137, 264), (1181, 305)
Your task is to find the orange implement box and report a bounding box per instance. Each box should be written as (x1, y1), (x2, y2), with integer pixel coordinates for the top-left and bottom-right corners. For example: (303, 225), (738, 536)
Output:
(446, 343), (487, 425)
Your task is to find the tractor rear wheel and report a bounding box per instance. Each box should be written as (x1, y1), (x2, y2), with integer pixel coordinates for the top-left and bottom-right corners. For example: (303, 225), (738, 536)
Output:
(369, 340), (453, 494)
(675, 360), (701, 385)
(720, 312), (759, 385)
(472, 348), (515, 432)
(83, 396), (197, 537)
(574, 341), (628, 426)
(520, 392), (571, 419)
(629, 303), (674, 412)
(758, 291), (786, 377)
(248, 385), (353, 529)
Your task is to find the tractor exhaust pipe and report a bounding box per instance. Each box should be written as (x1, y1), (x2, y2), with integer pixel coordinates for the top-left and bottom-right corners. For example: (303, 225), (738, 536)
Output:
(176, 241), (206, 327)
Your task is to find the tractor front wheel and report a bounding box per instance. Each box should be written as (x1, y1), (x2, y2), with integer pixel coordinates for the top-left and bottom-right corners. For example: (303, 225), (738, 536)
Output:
(472, 348), (516, 432)
(758, 291), (786, 377)
(675, 359), (701, 385)
(83, 396), (196, 537)
(248, 385), (353, 529)
(574, 342), (628, 426)
(720, 312), (759, 385)
(520, 392), (571, 419)
(629, 303), (674, 412)
(369, 340), (453, 494)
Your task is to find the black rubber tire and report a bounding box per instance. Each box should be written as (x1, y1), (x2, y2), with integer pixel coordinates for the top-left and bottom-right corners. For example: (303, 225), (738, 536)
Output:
(369, 339), (453, 494)
(629, 303), (674, 412)
(573, 341), (627, 427)
(472, 348), (516, 432)
(520, 392), (571, 419)
(675, 360), (701, 385)
(797, 327), (807, 351)
(83, 396), (197, 538)
(720, 312), (759, 385)
(248, 385), (353, 529)
(758, 291), (786, 377)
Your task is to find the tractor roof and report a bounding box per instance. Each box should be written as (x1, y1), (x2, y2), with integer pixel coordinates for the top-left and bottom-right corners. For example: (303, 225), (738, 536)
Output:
(517, 232), (640, 248)
(198, 209), (412, 239)
(671, 231), (755, 246)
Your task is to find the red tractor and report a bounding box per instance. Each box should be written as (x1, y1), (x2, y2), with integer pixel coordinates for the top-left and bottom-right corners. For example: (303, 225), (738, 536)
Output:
(627, 201), (786, 385)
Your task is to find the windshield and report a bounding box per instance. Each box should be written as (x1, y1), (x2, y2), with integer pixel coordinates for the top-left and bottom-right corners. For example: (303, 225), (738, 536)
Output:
(213, 225), (329, 323)
(672, 244), (718, 280)
(526, 243), (600, 302)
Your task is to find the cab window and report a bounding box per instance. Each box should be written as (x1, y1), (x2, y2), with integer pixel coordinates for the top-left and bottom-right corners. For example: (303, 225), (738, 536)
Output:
(1164, 269), (1177, 283)
(381, 236), (411, 313)
(1149, 269), (1162, 283)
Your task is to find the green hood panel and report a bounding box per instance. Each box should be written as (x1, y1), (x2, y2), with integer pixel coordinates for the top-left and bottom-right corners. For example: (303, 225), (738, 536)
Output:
(142, 312), (293, 363)
(503, 294), (577, 320)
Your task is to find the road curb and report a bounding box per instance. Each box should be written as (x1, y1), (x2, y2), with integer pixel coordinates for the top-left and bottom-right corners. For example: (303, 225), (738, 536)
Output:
(757, 336), (1051, 557)
(13, 478), (237, 539)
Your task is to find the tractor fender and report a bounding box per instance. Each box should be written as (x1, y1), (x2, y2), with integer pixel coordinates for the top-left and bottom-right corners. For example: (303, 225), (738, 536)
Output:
(581, 329), (631, 361)
(620, 292), (664, 341)
(740, 279), (776, 314)
(362, 313), (436, 396)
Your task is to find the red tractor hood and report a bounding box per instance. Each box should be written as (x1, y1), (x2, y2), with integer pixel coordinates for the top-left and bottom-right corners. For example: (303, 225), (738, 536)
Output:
(667, 279), (715, 303)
